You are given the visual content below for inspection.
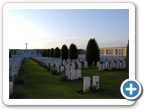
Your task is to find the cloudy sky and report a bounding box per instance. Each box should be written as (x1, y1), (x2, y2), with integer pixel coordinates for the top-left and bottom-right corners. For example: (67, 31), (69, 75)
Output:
(9, 9), (129, 49)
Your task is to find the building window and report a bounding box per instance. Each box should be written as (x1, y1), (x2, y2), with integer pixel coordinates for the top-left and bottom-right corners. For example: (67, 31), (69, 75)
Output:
(115, 49), (118, 55)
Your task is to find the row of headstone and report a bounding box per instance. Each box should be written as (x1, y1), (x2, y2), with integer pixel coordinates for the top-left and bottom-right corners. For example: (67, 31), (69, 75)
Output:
(32, 57), (88, 70)
(78, 54), (126, 62)
(65, 69), (81, 80)
(9, 58), (24, 96)
(83, 76), (99, 92)
(98, 62), (126, 71)
(9, 58), (23, 77)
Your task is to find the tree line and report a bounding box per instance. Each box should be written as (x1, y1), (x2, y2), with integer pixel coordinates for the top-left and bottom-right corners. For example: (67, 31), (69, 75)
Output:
(9, 38), (129, 69)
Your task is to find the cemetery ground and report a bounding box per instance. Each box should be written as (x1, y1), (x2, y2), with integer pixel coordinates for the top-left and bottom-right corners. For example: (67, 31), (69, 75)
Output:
(12, 59), (128, 99)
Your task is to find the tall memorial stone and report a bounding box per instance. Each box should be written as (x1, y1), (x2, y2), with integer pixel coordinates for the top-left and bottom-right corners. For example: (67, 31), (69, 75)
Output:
(93, 76), (99, 89)
(83, 76), (91, 92)
(76, 69), (81, 79)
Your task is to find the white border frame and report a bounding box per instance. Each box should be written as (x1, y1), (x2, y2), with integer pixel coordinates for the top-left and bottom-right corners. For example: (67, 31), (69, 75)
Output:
(3, 3), (135, 105)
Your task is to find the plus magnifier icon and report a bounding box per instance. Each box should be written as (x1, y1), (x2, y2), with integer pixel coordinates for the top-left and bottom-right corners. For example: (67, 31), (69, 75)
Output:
(126, 83), (137, 95)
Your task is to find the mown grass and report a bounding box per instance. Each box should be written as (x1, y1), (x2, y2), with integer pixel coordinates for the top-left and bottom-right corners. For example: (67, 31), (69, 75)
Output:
(22, 59), (128, 99)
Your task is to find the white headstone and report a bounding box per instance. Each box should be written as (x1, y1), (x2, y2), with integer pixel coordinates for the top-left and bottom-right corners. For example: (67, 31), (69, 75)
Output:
(65, 70), (70, 79)
(93, 76), (99, 89)
(84, 61), (88, 68)
(110, 63), (113, 70)
(66, 65), (70, 70)
(120, 63), (123, 69)
(12, 72), (17, 81)
(9, 82), (13, 95)
(76, 69), (81, 79)
(99, 64), (102, 71)
(103, 63), (105, 70)
(56, 67), (59, 73)
(117, 63), (120, 69)
(70, 65), (75, 70)
(83, 77), (91, 92)
(61, 66), (64, 72)
(107, 63), (110, 70)
(97, 62), (99, 67)
(70, 69), (75, 80)
(92, 61), (95, 65)
(78, 63), (81, 69)
(113, 63), (116, 68)
(123, 63), (126, 69)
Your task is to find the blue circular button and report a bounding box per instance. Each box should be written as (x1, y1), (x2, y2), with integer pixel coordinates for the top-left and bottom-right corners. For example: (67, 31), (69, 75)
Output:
(121, 79), (142, 100)
(123, 81), (139, 97)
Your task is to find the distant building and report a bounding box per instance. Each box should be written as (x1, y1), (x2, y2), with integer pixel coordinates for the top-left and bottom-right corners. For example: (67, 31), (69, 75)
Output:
(99, 46), (127, 56)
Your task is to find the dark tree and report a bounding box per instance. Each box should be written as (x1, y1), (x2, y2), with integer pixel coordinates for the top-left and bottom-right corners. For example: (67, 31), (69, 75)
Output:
(61, 45), (68, 60)
(46, 49), (50, 57)
(68, 43), (78, 60)
(126, 40), (129, 71)
(54, 47), (60, 58)
(44, 50), (47, 56)
(49, 48), (54, 57)
(42, 50), (44, 56)
(85, 38), (100, 65)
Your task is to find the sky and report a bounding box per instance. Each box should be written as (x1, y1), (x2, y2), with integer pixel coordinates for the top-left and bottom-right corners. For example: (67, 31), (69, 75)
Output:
(8, 9), (129, 49)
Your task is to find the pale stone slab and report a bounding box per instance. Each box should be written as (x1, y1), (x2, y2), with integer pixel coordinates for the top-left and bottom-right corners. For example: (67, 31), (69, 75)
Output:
(93, 76), (99, 89)
(83, 77), (91, 92)
(65, 70), (70, 79)
(56, 67), (59, 73)
(117, 63), (120, 69)
(120, 63), (123, 69)
(92, 61), (95, 65)
(9, 82), (13, 95)
(76, 69), (81, 79)
(113, 63), (116, 68)
(12, 72), (17, 81)
(110, 63), (113, 70)
(70, 69), (75, 80)
(99, 64), (102, 71)
(123, 63), (126, 69)
(66, 65), (70, 70)
(97, 62), (99, 67)
(103, 63), (105, 70)
(61, 66), (64, 72)
(78, 63), (81, 69)
(84, 61), (88, 68)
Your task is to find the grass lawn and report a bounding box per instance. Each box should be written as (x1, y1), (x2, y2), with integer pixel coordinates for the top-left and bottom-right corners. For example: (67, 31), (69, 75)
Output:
(20, 59), (128, 99)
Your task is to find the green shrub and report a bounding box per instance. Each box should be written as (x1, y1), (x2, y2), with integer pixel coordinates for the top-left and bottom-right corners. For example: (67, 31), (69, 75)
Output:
(52, 68), (57, 75)
(60, 74), (68, 81)
(47, 67), (51, 71)
(89, 86), (98, 92)
(43, 64), (47, 68)
(58, 71), (65, 75)
(14, 76), (25, 84)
